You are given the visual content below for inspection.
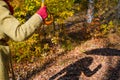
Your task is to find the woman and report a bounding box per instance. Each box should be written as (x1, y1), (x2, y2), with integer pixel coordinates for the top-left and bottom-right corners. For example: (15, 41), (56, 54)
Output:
(0, 0), (48, 79)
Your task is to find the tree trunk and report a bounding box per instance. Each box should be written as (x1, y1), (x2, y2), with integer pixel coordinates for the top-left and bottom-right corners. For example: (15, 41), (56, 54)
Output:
(118, 0), (120, 20)
(86, 0), (94, 23)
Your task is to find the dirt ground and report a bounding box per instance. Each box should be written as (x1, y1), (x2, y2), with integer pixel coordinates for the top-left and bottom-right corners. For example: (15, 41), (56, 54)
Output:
(29, 37), (120, 80)
(12, 33), (120, 80)
(11, 12), (120, 80)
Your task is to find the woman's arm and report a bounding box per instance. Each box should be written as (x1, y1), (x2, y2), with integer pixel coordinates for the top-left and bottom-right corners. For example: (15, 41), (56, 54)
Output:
(0, 2), (45, 41)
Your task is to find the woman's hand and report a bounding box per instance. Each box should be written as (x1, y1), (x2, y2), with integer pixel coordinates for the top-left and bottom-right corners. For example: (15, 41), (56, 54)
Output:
(37, 6), (48, 20)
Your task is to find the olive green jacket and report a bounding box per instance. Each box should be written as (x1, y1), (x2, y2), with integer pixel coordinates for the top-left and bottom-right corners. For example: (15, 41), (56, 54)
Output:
(0, 1), (43, 79)
(0, 0), (43, 42)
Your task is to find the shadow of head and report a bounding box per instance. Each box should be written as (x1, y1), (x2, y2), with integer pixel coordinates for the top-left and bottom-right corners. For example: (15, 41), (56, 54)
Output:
(75, 57), (93, 67)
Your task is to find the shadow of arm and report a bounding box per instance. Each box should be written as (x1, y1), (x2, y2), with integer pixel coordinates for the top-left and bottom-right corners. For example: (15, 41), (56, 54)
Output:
(83, 64), (102, 77)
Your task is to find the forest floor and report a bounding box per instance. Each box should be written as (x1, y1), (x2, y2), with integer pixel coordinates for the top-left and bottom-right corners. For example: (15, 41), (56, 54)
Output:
(11, 11), (120, 80)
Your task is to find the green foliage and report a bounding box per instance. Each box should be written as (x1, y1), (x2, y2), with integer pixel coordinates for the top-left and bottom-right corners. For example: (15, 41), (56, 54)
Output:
(94, 0), (118, 17)
(9, 0), (119, 62)
(100, 21), (115, 35)
(12, 0), (75, 23)
(9, 0), (75, 62)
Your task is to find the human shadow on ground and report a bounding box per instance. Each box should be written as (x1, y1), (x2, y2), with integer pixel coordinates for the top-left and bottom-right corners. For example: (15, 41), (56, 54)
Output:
(85, 48), (120, 56)
(85, 48), (120, 80)
(104, 60), (120, 80)
(49, 57), (102, 80)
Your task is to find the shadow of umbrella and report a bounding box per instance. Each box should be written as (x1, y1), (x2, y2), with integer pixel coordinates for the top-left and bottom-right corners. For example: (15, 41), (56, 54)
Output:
(85, 48), (120, 56)
(49, 57), (102, 80)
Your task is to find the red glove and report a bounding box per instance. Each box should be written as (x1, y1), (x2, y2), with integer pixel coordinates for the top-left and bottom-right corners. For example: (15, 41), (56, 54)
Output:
(37, 6), (48, 20)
